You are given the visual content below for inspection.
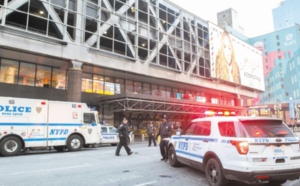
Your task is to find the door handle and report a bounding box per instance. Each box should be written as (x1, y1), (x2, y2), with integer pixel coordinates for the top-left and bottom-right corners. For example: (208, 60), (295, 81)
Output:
(203, 139), (209, 143)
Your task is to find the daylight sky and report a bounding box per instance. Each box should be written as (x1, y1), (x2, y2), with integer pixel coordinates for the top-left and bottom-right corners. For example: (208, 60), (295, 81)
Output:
(168, 0), (283, 37)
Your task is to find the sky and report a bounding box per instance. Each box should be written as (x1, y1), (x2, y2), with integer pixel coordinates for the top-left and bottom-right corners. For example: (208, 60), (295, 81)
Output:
(168, 0), (283, 37)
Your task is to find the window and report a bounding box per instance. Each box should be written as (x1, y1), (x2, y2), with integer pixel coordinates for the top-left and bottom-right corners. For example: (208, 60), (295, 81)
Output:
(218, 121), (236, 137)
(18, 62), (36, 86)
(36, 65), (51, 87)
(143, 83), (151, 95)
(104, 76), (114, 95)
(52, 68), (66, 89)
(126, 80), (134, 93)
(93, 75), (104, 94)
(82, 73), (93, 92)
(115, 78), (124, 94)
(0, 59), (19, 84)
(101, 127), (108, 133)
(193, 122), (211, 136)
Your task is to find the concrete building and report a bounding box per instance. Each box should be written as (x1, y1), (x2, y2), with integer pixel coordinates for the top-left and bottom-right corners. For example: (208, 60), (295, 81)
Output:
(273, 0), (300, 31)
(0, 0), (258, 127)
(217, 8), (244, 34)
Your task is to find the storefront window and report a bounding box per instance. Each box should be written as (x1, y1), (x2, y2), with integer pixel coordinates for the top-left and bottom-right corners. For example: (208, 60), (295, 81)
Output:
(93, 75), (104, 94)
(52, 68), (66, 89)
(82, 73), (93, 92)
(159, 85), (166, 97)
(104, 76), (114, 95)
(115, 78), (124, 94)
(143, 83), (151, 95)
(134, 81), (142, 94)
(166, 87), (171, 98)
(0, 59), (19, 84)
(171, 88), (178, 98)
(36, 65), (51, 87)
(126, 80), (133, 94)
(152, 84), (159, 96)
(18, 62), (36, 86)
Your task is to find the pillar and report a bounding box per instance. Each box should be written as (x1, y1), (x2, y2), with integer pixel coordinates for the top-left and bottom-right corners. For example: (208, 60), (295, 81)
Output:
(67, 60), (82, 102)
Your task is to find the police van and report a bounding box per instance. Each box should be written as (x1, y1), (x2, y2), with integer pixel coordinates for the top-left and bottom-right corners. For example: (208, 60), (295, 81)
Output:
(168, 116), (300, 186)
(0, 96), (101, 156)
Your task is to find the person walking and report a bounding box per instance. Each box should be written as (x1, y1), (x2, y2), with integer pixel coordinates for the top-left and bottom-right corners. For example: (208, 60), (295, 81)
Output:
(156, 115), (172, 161)
(115, 117), (133, 156)
(147, 122), (157, 147)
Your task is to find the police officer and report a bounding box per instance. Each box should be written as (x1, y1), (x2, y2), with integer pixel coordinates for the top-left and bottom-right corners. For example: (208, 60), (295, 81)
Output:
(156, 115), (172, 161)
(115, 117), (133, 156)
(147, 122), (157, 147)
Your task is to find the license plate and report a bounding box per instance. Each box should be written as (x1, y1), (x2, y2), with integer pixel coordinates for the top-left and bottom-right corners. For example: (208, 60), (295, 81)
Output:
(273, 147), (285, 155)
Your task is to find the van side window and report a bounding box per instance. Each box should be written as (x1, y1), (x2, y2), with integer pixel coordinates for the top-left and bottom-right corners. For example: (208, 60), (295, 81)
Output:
(83, 113), (96, 123)
(218, 122), (236, 137)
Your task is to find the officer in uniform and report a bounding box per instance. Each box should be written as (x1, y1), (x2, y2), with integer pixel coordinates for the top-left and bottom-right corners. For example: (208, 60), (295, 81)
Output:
(147, 122), (157, 147)
(156, 115), (173, 161)
(115, 117), (133, 156)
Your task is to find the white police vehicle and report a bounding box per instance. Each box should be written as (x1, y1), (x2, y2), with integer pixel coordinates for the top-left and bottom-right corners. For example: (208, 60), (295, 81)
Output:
(168, 116), (300, 186)
(100, 125), (133, 146)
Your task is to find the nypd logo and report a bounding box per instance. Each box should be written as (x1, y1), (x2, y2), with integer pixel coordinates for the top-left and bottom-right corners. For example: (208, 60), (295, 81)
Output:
(0, 105), (31, 116)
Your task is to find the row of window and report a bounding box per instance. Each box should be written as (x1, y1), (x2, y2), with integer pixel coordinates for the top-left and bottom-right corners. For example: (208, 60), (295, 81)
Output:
(0, 0), (211, 78)
(0, 57), (234, 106)
(0, 58), (66, 89)
(81, 72), (235, 105)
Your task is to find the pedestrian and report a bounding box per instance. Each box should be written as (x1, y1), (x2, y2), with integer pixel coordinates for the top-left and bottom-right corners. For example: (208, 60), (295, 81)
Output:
(147, 122), (157, 147)
(115, 117), (133, 156)
(156, 115), (173, 161)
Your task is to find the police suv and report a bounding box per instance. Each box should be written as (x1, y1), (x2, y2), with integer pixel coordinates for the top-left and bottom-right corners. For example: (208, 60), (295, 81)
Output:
(168, 116), (300, 186)
(100, 125), (133, 146)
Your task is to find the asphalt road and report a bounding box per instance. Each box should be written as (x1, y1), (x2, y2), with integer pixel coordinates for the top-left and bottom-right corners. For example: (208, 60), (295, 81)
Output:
(0, 142), (299, 186)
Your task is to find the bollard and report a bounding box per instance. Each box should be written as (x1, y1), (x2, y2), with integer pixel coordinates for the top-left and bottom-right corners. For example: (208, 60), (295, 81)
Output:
(142, 134), (145, 141)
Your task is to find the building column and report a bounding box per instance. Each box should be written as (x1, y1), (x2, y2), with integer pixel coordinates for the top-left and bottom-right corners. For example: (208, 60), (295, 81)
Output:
(67, 60), (82, 102)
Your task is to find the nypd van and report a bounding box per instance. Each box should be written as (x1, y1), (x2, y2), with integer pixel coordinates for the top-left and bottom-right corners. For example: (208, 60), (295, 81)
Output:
(168, 116), (300, 186)
(0, 96), (101, 156)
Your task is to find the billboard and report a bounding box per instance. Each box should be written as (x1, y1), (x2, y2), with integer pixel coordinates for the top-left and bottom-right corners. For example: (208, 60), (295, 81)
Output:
(209, 22), (265, 91)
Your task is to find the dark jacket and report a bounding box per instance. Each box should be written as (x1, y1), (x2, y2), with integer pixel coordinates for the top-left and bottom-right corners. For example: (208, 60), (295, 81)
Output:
(147, 126), (156, 137)
(118, 123), (129, 138)
(156, 122), (172, 139)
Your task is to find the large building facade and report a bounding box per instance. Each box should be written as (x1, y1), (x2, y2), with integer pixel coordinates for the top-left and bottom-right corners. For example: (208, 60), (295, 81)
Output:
(248, 25), (300, 122)
(0, 0), (259, 127)
(272, 0), (300, 31)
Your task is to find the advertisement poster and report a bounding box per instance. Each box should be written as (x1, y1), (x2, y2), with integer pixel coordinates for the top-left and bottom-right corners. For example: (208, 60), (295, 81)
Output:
(209, 22), (265, 91)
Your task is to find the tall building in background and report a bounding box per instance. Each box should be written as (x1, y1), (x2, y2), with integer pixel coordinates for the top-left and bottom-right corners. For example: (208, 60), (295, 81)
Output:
(248, 25), (300, 122)
(273, 0), (300, 31)
(217, 8), (244, 34)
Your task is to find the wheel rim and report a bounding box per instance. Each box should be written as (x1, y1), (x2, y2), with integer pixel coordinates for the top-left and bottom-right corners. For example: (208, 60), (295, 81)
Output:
(170, 149), (175, 161)
(4, 140), (18, 152)
(208, 164), (218, 183)
(70, 138), (81, 149)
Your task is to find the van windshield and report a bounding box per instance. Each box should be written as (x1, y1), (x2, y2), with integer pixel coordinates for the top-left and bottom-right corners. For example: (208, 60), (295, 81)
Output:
(239, 119), (294, 138)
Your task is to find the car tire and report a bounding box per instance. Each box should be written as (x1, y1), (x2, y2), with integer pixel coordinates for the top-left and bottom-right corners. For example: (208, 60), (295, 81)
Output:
(111, 143), (117, 146)
(67, 135), (83, 152)
(205, 158), (228, 186)
(0, 136), (22, 156)
(168, 145), (181, 167)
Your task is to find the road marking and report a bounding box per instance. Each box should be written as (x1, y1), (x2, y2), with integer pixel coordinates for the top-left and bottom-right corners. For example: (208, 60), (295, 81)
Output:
(134, 181), (158, 186)
(0, 164), (93, 176)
